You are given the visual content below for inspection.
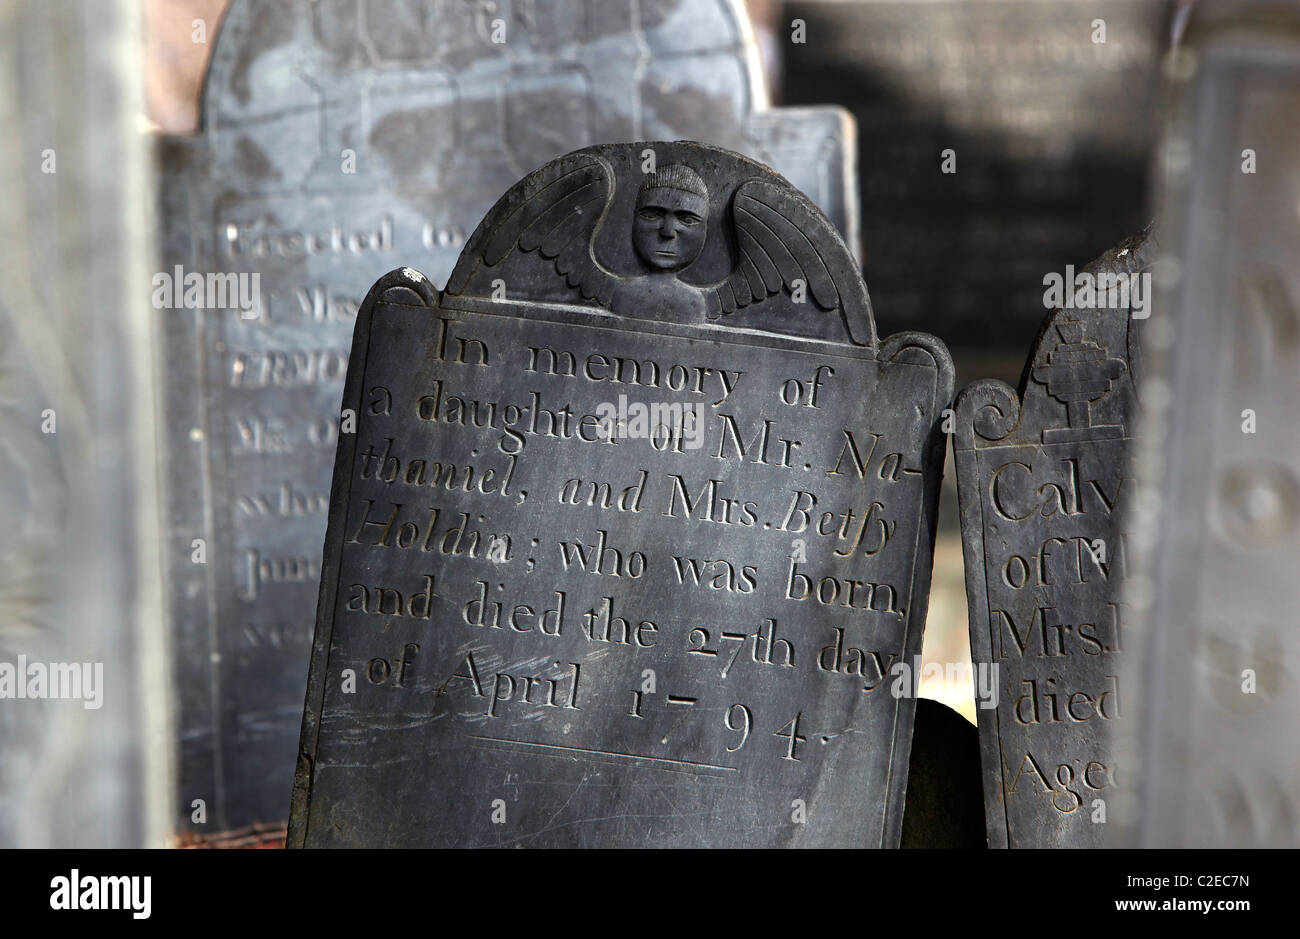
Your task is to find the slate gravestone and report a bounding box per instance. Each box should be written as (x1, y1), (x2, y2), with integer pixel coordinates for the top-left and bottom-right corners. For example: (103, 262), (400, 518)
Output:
(954, 229), (1153, 847)
(287, 141), (951, 848)
(0, 0), (170, 847)
(1121, 1), (1300, 848)
(158, 0), (859, 839)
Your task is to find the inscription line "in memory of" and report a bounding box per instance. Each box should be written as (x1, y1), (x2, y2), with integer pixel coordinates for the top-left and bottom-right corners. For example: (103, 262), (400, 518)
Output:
(466, 735), (738, 775)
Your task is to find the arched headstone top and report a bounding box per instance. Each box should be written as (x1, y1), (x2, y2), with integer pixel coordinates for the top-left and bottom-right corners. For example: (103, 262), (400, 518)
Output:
(202, 0), (765, 120)
(955, 226), (1155, 451)
(445, 142), (874, 346)
(196, 0), (777, 199)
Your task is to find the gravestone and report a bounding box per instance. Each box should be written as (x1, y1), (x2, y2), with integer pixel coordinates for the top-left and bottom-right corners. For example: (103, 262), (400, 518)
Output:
(159, 0), (859, 839)
(1121, 0), (1300, 848)
(954, 229), (1153, 847)
(0, 0), (170, 847)
(288, 141), (952, 848)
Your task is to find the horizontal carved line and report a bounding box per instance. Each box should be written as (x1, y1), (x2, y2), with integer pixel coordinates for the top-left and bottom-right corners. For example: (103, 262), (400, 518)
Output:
(466, 735), (737, 774)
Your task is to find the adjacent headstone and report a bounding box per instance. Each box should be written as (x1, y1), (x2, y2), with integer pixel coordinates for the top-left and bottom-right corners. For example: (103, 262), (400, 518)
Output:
(288, 141), (952, 848)
(954, 229), (1153, 847)
(0, 0), (170, 847)
(1121, 1), (1300, 848)
(159, 0), (860, 839)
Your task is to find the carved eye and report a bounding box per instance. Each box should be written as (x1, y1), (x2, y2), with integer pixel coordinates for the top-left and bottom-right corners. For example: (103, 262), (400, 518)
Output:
(678, 213), (703, 227)
(638, 209), (663, 221)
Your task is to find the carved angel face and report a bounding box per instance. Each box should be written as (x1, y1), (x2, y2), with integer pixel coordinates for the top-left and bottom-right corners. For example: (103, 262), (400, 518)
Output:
(633, 187), (708, 273)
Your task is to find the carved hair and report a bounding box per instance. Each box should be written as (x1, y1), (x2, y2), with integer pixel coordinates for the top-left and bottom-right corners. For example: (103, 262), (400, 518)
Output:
(638, 164), (708, 201)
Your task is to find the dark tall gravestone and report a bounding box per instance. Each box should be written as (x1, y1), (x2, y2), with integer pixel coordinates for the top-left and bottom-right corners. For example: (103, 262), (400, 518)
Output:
(954, 230), (1152, 847)
(781, 0), (1169, 379)
(159, 0), (858, 839)
(1122, 0), (1300, 848)
(288, 141), (951, 847)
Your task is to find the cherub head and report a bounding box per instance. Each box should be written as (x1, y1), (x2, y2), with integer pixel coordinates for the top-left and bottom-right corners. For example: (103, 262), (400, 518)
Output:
(633, 164), (709, 273)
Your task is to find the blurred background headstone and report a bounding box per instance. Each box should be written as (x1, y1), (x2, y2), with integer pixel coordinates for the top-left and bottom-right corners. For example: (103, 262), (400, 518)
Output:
(0, 0), (171, 848)
(1122, 0), (1300, 848)
(782, 0), (1170, 383)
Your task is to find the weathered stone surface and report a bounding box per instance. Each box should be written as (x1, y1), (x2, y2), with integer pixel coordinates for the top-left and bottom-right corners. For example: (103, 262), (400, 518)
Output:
(954, 229), (1153, 847)
(288, 141), (951, 848)
(159, 0), (859, 837)
(899, 699), (985, 849)
(1121, 1), (1300, 848)
(0, 0), (170, 847)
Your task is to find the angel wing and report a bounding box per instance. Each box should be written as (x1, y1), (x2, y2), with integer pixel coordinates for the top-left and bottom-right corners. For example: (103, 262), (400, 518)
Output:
(704, 177), (869, 344)
(446, 154), (618, 306)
